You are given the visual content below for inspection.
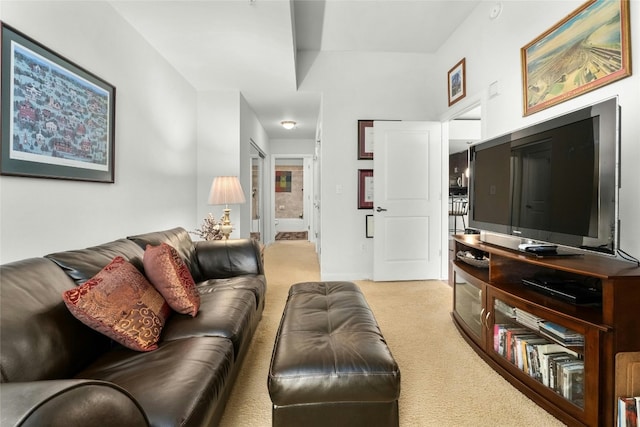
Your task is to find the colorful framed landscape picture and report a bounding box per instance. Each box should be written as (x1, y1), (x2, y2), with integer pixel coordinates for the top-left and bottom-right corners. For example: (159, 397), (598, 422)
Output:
(447, 58), (466, 106)
(1, 23), (116, 182)
(521, 0), (631, 116)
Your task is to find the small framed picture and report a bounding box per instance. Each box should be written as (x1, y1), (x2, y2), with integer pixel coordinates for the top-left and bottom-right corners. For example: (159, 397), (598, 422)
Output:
(447, 58), (466, 107)
(357, 169), (373, 209)
(365, 215), (374, 238)
(357, 120), (374, 159)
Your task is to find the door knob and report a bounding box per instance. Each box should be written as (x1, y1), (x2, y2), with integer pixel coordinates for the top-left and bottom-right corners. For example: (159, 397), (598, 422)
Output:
(376, 207), (387, 212)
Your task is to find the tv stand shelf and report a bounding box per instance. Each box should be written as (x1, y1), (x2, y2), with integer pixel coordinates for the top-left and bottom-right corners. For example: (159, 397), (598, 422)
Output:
(451, 234), (640, 427)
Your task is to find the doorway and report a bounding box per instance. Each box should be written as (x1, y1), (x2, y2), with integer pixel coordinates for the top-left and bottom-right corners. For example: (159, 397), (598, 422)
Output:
(446, 104), (482, 281)
(250, 141), (265, 243)
(447, 105), (482, 235)
(272, 156), (313, 241)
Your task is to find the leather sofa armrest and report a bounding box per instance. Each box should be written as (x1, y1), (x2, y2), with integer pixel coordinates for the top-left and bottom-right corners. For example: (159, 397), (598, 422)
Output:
(194, 238), (264, 280)
(0, 380), (148, 427)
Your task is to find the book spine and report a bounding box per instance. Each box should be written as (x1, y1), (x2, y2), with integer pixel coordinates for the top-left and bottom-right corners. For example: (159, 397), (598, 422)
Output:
(618, 397), (638, 427)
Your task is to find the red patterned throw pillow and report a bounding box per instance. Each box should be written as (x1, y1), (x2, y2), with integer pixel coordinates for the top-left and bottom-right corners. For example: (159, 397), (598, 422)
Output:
(62, 256), (170, 352)
(143, 243), (200, 317)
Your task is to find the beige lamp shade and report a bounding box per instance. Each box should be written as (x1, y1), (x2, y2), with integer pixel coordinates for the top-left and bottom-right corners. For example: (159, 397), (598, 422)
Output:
(208, 176), (246, 206)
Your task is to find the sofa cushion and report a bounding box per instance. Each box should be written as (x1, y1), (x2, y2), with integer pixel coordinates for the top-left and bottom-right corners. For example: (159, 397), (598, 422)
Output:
(162, 286), (257, 357)
(0, 258), (111, 382)
(143, 243), (200, 316)
(75, 337), (234, 427)
(195, 238), (264, 280)
(62, 256), (171, 352)
(199, 275), (266, 311)
(46, 239), (145, 285)
(128, 227), (201, 281)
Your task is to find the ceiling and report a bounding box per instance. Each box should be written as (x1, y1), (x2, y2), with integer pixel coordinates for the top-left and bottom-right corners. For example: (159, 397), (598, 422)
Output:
(109, 0), (482, 140)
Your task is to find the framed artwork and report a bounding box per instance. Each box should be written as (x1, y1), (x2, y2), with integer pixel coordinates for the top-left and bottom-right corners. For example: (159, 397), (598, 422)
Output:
(521, 0), (631, 116)
(357, 120), (374, 159)
(275, 170), (292, 192)
(447, 58), (466, 106)
(365, 215), (374, 238)
(358, 169), (373, 209)
(1, 22), (116, 182)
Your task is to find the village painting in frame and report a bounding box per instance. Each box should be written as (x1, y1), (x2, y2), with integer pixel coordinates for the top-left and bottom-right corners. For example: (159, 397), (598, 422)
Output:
(1, 22), (115, 182)
(521, 0), (631, 116)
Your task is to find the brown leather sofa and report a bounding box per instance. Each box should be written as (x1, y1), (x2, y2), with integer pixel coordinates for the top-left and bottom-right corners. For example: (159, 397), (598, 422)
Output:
(0, 227), (265, 427)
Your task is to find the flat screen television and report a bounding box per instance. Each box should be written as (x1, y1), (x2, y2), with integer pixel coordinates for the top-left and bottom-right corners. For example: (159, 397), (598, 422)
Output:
(468, 97), (620, 256)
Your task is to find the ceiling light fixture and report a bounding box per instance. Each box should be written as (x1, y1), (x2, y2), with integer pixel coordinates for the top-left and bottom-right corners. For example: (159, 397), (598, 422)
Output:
(281, 120), (296, 130)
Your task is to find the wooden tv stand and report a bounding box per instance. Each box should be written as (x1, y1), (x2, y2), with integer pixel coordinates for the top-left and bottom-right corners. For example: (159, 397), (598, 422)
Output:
(450, 234), (640, 427)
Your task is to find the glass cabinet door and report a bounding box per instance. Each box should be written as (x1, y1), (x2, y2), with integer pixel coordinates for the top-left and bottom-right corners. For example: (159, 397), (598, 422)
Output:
(453, 269), (484, 342)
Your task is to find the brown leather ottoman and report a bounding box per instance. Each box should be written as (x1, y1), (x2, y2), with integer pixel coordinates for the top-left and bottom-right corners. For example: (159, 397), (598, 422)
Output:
(267, 281), (400, 427)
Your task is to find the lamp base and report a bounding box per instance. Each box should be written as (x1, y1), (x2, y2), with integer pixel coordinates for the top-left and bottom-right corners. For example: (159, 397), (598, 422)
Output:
(220, 207), (233, 239)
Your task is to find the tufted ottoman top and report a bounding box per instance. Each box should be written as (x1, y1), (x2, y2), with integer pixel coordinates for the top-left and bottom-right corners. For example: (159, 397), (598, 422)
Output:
(268, 281), (401, 406)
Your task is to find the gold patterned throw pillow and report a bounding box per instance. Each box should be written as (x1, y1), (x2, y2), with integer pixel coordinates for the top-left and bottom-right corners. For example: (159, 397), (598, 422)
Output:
(62, 256), (170, 352)
(143, 243), (200, 317)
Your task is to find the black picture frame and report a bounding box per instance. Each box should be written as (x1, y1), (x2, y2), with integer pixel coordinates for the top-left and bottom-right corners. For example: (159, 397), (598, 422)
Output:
(1, 22), (116, 182)
(358, 169), (373, 209)
(366, 215), (373, 238)
(357, 120), (374, 160)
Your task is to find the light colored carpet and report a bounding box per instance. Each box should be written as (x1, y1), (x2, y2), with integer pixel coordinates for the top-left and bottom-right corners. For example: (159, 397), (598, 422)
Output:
(218, 241), (566, 426)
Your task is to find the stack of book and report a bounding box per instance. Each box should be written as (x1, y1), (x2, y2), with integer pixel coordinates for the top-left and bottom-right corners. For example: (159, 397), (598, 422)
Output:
(494, 300), (516, 319)
(493, 323), (584, 407)
(515, 308), (544, 330)
(618, 397), (639, 427)
(539, 321), (585, 346)
(552, 357), (584, 407)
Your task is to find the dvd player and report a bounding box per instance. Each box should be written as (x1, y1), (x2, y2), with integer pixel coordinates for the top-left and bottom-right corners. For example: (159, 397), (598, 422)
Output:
(521, 278), (602, 305)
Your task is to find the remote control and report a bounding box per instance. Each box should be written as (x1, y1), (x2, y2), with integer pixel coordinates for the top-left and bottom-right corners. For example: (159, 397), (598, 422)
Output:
(518, 243), (558, 254)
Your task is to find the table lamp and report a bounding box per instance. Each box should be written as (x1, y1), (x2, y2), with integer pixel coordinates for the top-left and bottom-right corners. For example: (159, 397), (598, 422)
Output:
(208, 176), (246, 239)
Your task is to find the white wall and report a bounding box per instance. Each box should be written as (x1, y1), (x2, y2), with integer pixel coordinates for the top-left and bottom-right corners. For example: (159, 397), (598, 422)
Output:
(196, 90), (241, 238)
(436, 0), (640, 260)
(195, 92), (270, 240)
(270, 139), (315, 155)
(240, 94), (270, 239)
(3, 1), (637, 269)
(300, 1), (640, 280)
(299, 51), (438, 280)
(0, 1), (198, 263)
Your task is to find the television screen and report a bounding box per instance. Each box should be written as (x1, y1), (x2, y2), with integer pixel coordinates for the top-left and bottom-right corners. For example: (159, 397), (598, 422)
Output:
(472, 140), (511, 229)
(511, 117), (597, 238)
(469, 97), (619, 255)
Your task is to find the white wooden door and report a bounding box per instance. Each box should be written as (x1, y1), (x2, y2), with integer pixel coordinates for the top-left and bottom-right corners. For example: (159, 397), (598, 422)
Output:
(373, 121), (442, 281)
